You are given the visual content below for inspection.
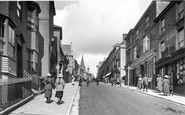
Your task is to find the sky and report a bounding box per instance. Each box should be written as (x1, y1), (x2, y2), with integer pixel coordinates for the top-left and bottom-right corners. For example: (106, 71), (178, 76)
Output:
(54, 0), (153, 76)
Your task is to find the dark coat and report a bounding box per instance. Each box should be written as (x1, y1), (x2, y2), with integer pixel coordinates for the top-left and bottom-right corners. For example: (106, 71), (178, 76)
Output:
(43, 77), (54, 90)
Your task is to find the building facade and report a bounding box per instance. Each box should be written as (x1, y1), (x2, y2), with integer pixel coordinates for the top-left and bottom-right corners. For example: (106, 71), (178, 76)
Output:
(36, 1), (56, 77)
(0, 1), (43, 112)
(98, 37), (126, 83)
(125, 1), (169, 88)
(154, 1), (185, 94)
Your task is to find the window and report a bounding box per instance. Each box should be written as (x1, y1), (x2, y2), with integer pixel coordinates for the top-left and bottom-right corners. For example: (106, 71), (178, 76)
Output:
(160, 41), (165, 52)
(143, 35), (150, 53)
(178, 2), (184, 20)
(27, 8), (34, 31)
(176, 58), (185, 85)
(8, 26), (15, 58)
(28, 50), (38, 73)
(17, 1), (22, 18)
(178, 29), (184, 48)
(134, 47), (137, 60)
(146, 17), (150, 30)
(161, 19), (165, 35)
(0, 18), (5, 52)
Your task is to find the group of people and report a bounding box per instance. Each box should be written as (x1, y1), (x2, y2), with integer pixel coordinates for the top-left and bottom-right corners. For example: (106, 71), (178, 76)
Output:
(156, 74), (173, 96)
(137, 74), (173, 96)
(43, 72), (65, 104)
(137, 74), (148, 92)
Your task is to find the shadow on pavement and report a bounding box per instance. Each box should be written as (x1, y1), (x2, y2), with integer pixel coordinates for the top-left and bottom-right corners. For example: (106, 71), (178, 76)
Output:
(57, 101), (65, 105)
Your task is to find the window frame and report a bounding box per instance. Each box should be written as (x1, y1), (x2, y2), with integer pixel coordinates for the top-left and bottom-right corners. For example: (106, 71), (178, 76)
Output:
(178, 29), (184, 48)
(0, 18), (5, 52)
(17, 1), (22, 18)
(178, 1), (184, 20)
(8, 25), (15, 58)
(161, 18), (165, 35)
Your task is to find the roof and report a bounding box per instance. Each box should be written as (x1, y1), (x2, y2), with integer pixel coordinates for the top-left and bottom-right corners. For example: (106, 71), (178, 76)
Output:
(61, 44), (71, 56)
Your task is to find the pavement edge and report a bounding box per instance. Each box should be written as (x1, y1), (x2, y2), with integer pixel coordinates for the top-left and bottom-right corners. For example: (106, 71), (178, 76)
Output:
(66, 85), (80, 115)
(0, 94), (34, 115)
(127, 87), (185, 107)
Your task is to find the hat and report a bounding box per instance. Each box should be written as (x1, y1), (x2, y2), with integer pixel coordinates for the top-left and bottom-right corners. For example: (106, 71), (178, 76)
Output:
(47, 73), (52, 76)
(58, 74), (63, 78)
(157, 74), (161, 77)
(164, 75), (169, 79)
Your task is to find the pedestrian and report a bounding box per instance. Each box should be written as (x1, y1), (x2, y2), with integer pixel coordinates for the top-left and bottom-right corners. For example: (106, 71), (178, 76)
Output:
(55, 73), (65, 104)
(169, 82), (173, 96)
(137, 75), (143, 90)
(163, 75), (170, 96)
(143, 74), (148, 92)
(156, 74), (163, 93)
(79, 76), (82, 86)
(43, 73), (54, 103)
(72, 75), (75, 85)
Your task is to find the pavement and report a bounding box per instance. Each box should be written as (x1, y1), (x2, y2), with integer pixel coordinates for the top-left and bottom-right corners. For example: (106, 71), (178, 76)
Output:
(115, 83), (185, 107)
(9, 82), (79, 115)
(6, 81), (185, 115)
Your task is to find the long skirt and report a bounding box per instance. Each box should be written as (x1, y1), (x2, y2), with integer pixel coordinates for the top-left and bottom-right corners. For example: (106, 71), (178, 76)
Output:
(55, 91), (63, 98)
(163, 84), (169, 94)
(45, 89), (52, 98)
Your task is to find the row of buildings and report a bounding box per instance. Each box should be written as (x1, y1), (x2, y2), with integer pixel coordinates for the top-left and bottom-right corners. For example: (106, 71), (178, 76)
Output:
(0, 1), (80, 114)
(125, 1), (185, 95)
(97, 35), (126, 83)
(98, 1), (185, 95)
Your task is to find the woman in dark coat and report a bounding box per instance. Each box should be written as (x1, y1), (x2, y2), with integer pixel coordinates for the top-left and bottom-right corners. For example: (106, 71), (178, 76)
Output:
(43, 73), (54, 103)
(163, 75), (170, 96)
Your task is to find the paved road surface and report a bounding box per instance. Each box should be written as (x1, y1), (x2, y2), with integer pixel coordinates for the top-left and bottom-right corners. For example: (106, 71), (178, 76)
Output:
(79, 82), (185, 115)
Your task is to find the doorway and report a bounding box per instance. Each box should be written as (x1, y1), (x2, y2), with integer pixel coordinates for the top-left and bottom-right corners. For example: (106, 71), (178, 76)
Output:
(17, 43), (23, 78)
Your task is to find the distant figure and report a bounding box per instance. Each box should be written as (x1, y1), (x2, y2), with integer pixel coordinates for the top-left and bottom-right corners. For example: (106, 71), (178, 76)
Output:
(72, 75), (75, 85)
(156, 74), (163, 93)
(143, 74), (148, 92)
(55, 74), (65, 104)
(137, 75), (143, 90)
(169, 82), (173, 96)
(43, 73), (54, 103)
(96, 77), (99, 85)
(163, 75), (170, 96)
(79, 76), (82, 86)
(86, 78), (90, 87)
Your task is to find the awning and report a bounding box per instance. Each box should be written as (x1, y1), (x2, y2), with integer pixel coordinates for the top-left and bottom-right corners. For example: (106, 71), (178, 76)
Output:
(103, 72), (111, 78)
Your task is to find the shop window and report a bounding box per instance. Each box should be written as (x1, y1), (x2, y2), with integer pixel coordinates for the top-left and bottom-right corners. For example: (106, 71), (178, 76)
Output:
(0, 18), (5, 52)
(178, 29), (184, 48)
(8, 26), (15, 58)
(176, 58), (185, 84)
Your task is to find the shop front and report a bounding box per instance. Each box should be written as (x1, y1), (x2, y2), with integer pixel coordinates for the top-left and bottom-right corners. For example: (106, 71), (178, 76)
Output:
(156, 48), (185, 95)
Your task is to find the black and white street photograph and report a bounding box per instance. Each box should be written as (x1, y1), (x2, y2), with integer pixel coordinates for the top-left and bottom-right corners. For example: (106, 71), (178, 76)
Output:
(1, 0), (185, 115)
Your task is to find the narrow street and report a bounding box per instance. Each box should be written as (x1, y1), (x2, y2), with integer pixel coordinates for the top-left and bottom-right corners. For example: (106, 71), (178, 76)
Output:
(79, 82), (185, 115)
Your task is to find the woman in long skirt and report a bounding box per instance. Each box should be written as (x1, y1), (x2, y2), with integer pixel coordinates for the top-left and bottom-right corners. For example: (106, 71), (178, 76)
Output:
(55, 74), (65, 104)
(156, 74), (163, 93)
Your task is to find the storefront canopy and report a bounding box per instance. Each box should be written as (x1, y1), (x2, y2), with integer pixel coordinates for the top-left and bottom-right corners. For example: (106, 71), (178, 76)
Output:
(103, 72), (111, 78)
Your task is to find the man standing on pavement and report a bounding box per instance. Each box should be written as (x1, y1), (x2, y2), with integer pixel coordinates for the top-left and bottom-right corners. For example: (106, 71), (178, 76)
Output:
(143, 74), (148, 92)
